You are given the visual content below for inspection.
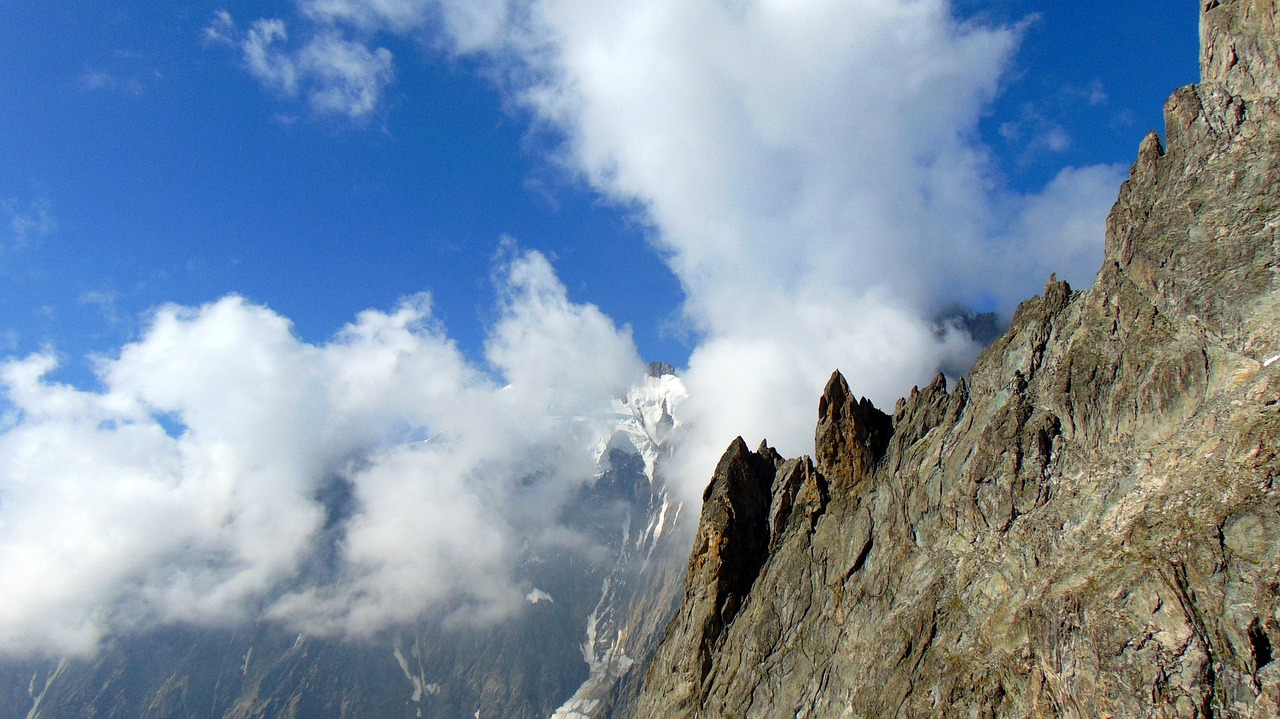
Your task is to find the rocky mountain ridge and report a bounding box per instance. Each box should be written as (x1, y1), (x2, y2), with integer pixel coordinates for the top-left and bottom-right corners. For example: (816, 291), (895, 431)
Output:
(622, 2), (1280, 716)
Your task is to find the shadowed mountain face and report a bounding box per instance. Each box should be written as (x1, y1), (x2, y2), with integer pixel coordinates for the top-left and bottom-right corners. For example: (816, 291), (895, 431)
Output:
(626, 2), (1280, 717)
(1, 376), (692, 719)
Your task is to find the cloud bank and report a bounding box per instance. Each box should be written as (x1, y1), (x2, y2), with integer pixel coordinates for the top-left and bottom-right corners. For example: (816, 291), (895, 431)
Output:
(398, 0), (1124, 487)
(0, 250), (642, 655)
(0, 0), (1129, 655)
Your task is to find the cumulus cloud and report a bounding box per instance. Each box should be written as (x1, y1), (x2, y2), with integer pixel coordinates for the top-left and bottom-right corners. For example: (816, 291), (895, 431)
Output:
(2, 0), (1136, 654)
(0, 249), (643, 655)
(409, 0), (1122, 489)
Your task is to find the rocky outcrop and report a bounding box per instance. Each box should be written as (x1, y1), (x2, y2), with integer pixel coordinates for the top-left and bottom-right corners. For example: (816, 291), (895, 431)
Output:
(627, 2), (1280, 717)
(815, 372), (892, 493)
(1201, 0), (1280, 99)
(629, 438), (777, 719)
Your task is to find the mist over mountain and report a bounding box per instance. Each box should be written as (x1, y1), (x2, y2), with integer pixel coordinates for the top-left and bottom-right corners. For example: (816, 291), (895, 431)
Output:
(0, 0), (1126, 668)
(1, 366), (693, 718)
(1, 1), (1262, 718)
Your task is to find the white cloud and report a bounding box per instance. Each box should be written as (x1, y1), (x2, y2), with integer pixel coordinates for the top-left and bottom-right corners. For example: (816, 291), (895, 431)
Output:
(202, 9), (237, 45)
(0, 249), (644, 655)
(429, 0), (1119, 491)
(670, 295), (984, 495)
(241, 18), (302, 96)
(296, 32), (395, 117)
(993, 163), (1127, 299)
(204, 11), (393, 120)
(8, 0), (1135, 652)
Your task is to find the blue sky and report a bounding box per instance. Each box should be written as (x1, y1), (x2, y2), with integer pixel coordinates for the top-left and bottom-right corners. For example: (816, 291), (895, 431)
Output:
(0, 1), (1204, 655)
(1, 2), (1196, 380)
(1, 2), (680, 382)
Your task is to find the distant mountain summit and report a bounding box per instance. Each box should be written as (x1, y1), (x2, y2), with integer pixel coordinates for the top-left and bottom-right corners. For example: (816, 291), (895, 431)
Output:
(1, 366), (692, 719)
(8, 3), (1278, 718)
(645, 362), (677, 378)
(620, 1), (1280, 716)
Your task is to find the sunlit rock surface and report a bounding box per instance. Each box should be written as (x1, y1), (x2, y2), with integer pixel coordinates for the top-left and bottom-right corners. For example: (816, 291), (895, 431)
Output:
(626, 2), (1280, 716)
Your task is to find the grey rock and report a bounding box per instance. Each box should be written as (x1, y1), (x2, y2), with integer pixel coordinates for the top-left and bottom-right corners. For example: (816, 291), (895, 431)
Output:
(632, 438), (776, 719)
(1201, 0), (1280, 100)
(627, 2), (1280, 717)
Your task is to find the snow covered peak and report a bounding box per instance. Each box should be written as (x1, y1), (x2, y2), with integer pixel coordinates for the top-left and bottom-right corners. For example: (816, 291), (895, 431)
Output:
(592, 370), (688, 484)
(626, 372), (687, 448)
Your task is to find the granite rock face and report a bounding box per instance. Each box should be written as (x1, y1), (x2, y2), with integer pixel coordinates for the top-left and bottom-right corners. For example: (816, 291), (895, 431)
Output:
(627, 2), (1280, 717)
(1202, 0), (1280, 100)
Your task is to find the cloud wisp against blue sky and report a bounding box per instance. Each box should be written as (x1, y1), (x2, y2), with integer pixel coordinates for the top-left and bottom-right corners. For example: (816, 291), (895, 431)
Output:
(204, 10), (397, 121)
(0, 0), (1198, 655)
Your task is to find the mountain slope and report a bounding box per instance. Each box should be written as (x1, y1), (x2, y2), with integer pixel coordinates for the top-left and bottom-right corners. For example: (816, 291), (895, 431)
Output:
(1, 369), (691, 719)
(626, 2), (1280, 716)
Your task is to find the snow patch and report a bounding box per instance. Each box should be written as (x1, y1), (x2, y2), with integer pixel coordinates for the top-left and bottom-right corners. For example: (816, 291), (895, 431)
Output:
(550, 647), (634, 719)
(591, 373), (687, 485)
(25, 658), (67, 719)
(393, 643), (430, 705)
(580, 577), (610, 666)
(526, 588), (554, 604)
(551, 575), (637, 719)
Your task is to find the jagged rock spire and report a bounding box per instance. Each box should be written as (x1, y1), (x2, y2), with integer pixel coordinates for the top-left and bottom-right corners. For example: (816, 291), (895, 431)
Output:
(636, 437), (776, 718)
(814, 370), (892, 492)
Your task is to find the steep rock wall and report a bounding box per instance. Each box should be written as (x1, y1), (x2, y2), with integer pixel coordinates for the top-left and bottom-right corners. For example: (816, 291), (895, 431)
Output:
(627, 2), (1280, 717)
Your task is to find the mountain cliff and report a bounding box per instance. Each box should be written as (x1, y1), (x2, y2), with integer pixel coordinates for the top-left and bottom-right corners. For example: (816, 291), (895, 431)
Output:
(624, 2), (1280, 716)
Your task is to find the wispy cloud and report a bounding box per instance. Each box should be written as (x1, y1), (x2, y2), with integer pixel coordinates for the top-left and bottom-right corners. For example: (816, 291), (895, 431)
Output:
(1000, 102), (1074, 160)
(77, 69), (146, 96)
(998, 79), (1113, 164)
(78, 289), (124, 327)
(1068, 79), (1109, 107)
(204, 10), (394, 120)
(2, 197), (56, 250)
